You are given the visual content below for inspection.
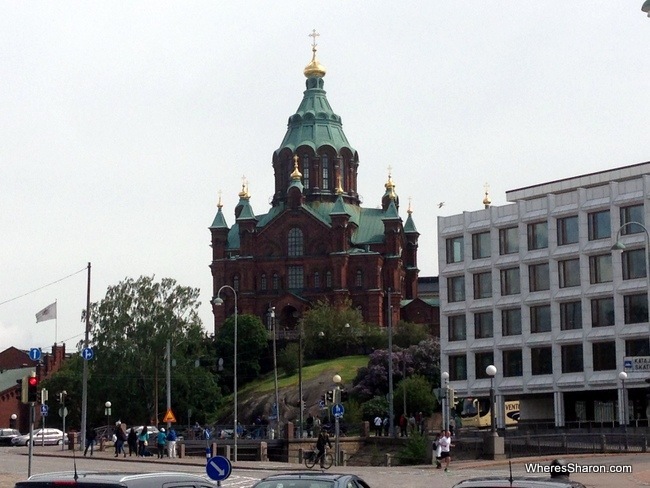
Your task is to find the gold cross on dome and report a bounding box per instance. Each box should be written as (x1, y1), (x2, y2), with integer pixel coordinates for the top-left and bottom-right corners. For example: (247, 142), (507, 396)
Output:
(309, 29), (320, 50)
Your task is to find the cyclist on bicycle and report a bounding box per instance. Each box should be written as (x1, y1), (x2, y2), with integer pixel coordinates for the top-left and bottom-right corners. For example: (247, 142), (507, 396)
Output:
(315, 429), (332, 467)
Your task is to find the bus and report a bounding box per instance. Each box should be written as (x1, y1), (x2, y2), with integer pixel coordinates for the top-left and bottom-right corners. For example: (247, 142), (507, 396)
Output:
(458, 397), (520, 429)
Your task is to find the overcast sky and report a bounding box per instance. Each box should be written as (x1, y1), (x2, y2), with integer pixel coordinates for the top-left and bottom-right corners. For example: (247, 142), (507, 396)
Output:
(1, 2), (649, 352)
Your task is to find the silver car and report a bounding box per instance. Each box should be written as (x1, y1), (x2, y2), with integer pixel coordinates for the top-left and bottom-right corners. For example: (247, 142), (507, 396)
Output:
(11, 428), (65, 446)
(16, 471), (219, 487)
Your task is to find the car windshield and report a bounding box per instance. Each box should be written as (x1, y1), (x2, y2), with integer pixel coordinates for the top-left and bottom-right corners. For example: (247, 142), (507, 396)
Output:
(255, 482), (334, 488)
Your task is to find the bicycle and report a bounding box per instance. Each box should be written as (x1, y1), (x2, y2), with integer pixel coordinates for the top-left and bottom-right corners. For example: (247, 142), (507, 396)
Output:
(304, 447), (333, 469)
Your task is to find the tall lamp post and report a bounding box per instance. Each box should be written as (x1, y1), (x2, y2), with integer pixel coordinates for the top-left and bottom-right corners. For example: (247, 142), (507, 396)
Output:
(387, 288), (395, 438)
(268, 306), (280, 438)
(619, 371), (628, 433)
(298, 324), (304, 439)
(441, 371), (450, 432)
(486, 365), (497, 435)
(10, 413), (17, 430)
(643, 0), (650, 17)
(104, 401), (112, 431)
(213, 285), (238, 462)
(333, 374), (342, 466)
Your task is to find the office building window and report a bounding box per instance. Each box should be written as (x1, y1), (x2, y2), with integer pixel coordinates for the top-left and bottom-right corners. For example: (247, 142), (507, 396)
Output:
(446, 236), (464, 263)
(503, 349), (523, 377)
(288, 266), (303, 289)
(588, 210), (611, 241)
(622, 249), (647, 280)
(474, 311), (494, 339)
(626, 338), (650, 356)
(448, 276), (466, 302)
(589, 254), (612, 284)
(561, 344), (584, 373)
(449, 354), (467, 381)
(502, 308), (522, 336)
(560, 301), (582, 330)
(499, 226), (519, 255)
(531, 346), (553, 375)
(527, 222), (548, 250)
(620, 204), (645, 235)
(475, 352), (495, 379)
(531, 304), (551, 333)
(559, 258), (581, 288)
(260, 273), (267, 291)
(473, 272), (492, 299)
(624, 294), (649, 324)
(288, 228), (304, 257)
(529, 263), (550, 291)
(472, 231), (491, 259)
(593, 342), (616, 371)
(557, 215), (579, 245)
(500, 267), (520, 295)
(448, 315), (467, 342)
(591, 297), (614, 327)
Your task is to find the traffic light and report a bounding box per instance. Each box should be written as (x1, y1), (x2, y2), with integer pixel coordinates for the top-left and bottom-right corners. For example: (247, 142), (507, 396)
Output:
(340, 389), (349, 402)
(326, 390), (334, 403)
(27, 375), (38, 403)
(18, 377), (27, 404)
(448, 387), (455, 406)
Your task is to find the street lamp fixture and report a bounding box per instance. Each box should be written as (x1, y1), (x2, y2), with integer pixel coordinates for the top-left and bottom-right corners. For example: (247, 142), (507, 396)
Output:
(332, 374), (342, 466)
(213, 285), (238, 461)
(441, 371), (450, 432)
(104, 401), (112, 431)
(619, 371), (628, 433)
(643, 0), (650, 17)
(486, 365), (497, 436)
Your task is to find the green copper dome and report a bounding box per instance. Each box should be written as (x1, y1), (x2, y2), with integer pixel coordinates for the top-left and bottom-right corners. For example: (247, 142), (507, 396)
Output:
(278, 76), (354, 154)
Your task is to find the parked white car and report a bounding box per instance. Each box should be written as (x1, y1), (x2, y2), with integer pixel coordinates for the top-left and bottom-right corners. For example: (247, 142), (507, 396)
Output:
(11, 428), (65, 446)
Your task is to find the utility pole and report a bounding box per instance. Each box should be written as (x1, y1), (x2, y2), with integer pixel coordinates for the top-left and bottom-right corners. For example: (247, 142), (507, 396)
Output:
(387, 288), (395, 438)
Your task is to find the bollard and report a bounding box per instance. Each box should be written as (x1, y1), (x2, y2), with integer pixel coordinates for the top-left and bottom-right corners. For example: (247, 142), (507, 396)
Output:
(298, 448), (305, 464)
(340, 449), (346, 466)
(385, 453), (392, 467)
(179, 443), (185, 458)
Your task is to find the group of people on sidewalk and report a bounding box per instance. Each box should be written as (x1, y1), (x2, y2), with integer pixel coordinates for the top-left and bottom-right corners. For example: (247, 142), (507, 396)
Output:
(83, 422), (178, 459)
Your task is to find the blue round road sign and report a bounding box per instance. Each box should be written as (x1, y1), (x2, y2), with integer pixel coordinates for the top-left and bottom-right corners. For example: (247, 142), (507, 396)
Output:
(332, 403), (345, 418)
(29, 348), (41, 361)
(81, 347), (94, 360)
(206, 455), (232, 481)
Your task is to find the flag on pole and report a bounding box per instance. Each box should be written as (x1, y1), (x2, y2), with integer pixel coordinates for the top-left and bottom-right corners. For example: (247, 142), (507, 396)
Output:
(36, 302), (57, 323)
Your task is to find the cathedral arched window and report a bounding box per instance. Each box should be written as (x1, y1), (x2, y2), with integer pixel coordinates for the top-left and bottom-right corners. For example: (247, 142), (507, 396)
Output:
(288, 228), (304, 257)
(233, 275), (240, 292)
(273, 273), (279, 290)
(261, 273), (267, 291)
(339, 159), (345, 189)
(288, 266), (304, 290)
(314, 272), (320, 289)
(302, 154), (310, 190)
(355, 269), (363, 288)
(325, 270), (332, 288)
(322, 154), (329, 190)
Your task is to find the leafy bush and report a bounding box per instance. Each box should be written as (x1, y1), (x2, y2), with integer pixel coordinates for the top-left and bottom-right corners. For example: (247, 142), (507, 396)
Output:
(396, 432), (428, 465)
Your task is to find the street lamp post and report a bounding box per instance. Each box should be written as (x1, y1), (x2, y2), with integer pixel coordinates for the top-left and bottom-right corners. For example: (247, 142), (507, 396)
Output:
(10, 413), (17, 430)
(643, 0), (650, 17)
(441, 372), (450, 432)
(486, 365), (497, 435)
(213, 285), (239, 461)
(387, 288), (395, 438)
(619, 371), (628, 433)
(268, 306), (280, 439)
(104, 401), (112, 432)
(298, 324), (304, 439)
(333, 374), (342, 466)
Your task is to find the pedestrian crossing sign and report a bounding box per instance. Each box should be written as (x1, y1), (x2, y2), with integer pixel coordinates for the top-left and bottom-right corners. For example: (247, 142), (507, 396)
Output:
(163, 409), (177, 423)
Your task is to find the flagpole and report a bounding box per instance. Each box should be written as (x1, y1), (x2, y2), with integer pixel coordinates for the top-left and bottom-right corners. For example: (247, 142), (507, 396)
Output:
(80, 262), (91, 452)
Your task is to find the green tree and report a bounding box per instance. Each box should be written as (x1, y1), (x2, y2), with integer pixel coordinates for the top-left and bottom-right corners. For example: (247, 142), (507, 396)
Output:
(394, 375), (436, 417)
(215, 313), (269, 389)
(277, 342), (299, 376)
(82, 275), (221, 427)
(302, 299), (365, 359)
(393, 320), (429, 348)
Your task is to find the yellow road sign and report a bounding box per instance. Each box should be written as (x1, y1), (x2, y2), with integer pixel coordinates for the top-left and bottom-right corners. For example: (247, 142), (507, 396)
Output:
(163, 409), (177, 423)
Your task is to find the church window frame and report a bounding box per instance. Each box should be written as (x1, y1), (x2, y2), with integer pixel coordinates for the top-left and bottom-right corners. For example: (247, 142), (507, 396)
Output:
(322, 154), (329, 190)
(302, 154), (310, 190)
(355, 269), (363, 288)
(288, 266), (304, 290)
(288, 228), (304, 257)
(260, 273), (267, 291)
(314, 272), (320, 289)
(325, 270), (332, 288)
(233, 275), (240, 292)
(272, 273), (280, 290)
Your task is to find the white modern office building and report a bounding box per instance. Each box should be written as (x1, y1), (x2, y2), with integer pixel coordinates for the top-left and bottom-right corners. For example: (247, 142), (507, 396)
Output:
(438, 162), (650, 428)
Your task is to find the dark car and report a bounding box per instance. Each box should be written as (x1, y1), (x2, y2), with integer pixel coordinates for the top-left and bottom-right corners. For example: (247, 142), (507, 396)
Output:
(0, 428), (21, 446)
(252, 472), (371, 488)
(452, 478), (586, 488)
(15, 471), (220, 487)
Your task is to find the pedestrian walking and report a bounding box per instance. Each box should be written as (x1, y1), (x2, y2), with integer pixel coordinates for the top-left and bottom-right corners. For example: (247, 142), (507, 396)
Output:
(137, 426), (149, 457)
(399, 414), (407, 437)
(382, 416), (389, 436)
(114, 422), (127, 457)
(373, 415), (382, 436)
(438, 429), (454, 472)
(127, 427), (137, 457)
(84, 426), (96, 457)
(166, 427), (178, 458)
(433, 431), (442, 468)
(156, 428), (167, 459)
